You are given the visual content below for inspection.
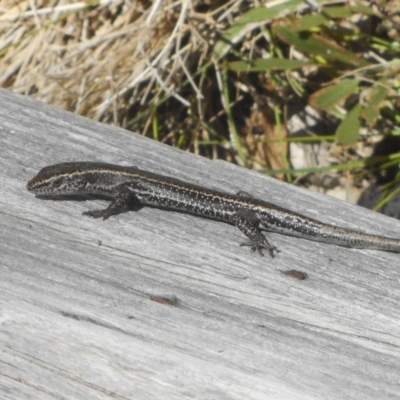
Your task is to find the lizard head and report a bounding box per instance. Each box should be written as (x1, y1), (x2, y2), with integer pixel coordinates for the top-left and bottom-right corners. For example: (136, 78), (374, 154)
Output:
(26, 163), (95, 196)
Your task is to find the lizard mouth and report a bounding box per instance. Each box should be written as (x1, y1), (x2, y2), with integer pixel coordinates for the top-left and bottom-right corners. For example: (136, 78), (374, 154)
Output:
(33, 193), (114, 201)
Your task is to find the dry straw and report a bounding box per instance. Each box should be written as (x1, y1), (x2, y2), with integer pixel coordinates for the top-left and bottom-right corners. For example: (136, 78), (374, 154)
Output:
(0, 0), (235, 122)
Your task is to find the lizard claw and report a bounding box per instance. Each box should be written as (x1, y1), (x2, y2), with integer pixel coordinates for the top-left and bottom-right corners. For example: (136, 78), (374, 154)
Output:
(240, 241), (278, 258)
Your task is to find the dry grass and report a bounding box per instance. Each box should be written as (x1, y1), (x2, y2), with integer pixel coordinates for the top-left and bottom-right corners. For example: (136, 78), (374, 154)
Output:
(1, 0), (197, 120)
(1, 1), (250, 157)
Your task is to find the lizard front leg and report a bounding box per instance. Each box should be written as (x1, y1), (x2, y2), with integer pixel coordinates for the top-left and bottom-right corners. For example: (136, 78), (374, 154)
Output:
(83, 185), (140, 220)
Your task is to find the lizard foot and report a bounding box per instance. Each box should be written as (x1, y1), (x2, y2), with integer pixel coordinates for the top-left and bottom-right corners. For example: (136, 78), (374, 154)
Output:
(240, 240), (279, 258)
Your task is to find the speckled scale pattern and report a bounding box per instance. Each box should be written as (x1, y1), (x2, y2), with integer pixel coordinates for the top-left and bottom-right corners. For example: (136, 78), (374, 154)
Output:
(27, 162), (400, 257)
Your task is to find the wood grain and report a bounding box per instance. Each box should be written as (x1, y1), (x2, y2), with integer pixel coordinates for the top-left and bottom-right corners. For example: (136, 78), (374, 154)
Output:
(1, 88), (400, 399)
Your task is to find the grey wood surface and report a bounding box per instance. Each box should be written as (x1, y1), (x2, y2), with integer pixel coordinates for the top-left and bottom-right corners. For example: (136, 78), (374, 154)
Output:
(1, 88), (400, 399)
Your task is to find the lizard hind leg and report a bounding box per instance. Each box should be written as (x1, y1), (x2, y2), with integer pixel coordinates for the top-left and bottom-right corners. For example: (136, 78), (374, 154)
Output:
(233, 210), (279, 258)
(236, 190), (254, 199)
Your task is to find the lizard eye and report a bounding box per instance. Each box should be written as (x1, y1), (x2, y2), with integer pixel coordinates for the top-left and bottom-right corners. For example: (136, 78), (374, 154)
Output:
(53, 177), (64, 188)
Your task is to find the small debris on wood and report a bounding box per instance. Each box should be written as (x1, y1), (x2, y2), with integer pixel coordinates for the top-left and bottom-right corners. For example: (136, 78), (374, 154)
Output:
(281, 270), (308, 280)
(150, 295), (179, 306)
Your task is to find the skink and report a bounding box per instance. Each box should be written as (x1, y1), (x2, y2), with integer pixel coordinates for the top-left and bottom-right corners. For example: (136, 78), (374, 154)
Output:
(27, 162), (400, 257)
